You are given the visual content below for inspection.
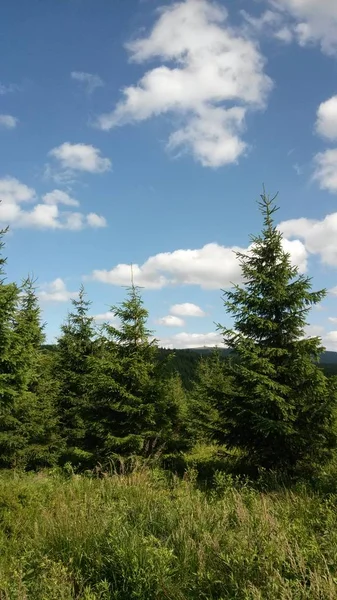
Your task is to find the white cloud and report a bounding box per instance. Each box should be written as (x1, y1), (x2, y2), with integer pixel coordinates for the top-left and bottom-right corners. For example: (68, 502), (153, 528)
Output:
(43, 189), (79, 207)
(86, 212), (107, 228)
(0, 176), (35, 204)
(305, 324), (325, 338)
(159, 331), (224, 349)
(39, 278), (78, 303)
(328, 317), (337, 323)
(0, 177), (107, 231)
(49, 142), (111, 174)
(90, 238), (307, 290)
(316, 96), (337, 141)
(96, 0), (272, 167)
(93, 311), (116, 322)
(157, 315), (185, 327)
(313, 96), (337, 192)
(0, 114), (18, 129)
(243, 1), (337, 55)
(323, 330), (337, 351)
(71, 71), (104, 93)
(241, 9), (293, 43)
(279, 211), (337, 266)
(274, 27), (293, 43)
(170, 302), (206, 317)
(313, 149), (337, 193)
(267, 0), (337, 55)
(167, 106), (247, 168)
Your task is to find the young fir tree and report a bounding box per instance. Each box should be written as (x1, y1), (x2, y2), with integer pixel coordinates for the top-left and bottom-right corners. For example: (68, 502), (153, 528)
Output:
(11, 276), (61, 468)
(55, 285), (96, 465)
(88, 281), (180, 464)
(217, 191), (337, 472)
(0, 224), (23, 468)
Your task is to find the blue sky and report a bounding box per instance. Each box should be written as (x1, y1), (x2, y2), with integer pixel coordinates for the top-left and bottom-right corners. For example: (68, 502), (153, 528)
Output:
(2, 0), (337, 348)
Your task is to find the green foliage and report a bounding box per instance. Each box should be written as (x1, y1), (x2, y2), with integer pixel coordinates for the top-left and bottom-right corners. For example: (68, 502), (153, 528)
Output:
(2, 469), (337, 599)
(0, 224), (22, 468)
(88, 283), (182, 464)
(55, 286), (96, 465)
(11, 276), (61, 469)
(217, 191), (337, 472)
(0, 225), (58, 468)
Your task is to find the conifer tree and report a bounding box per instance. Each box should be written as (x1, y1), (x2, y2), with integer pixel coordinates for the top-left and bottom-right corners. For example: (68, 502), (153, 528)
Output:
(0, 223), (22, 468)
(88, 281), (181, 464)
(11, 276), (61, 468)
(55, 285), (96, 465)
(217, 191), (337, 472)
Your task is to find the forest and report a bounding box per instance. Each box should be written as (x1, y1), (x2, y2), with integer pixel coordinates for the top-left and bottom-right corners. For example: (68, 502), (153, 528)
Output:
(2, 192), (337, 599)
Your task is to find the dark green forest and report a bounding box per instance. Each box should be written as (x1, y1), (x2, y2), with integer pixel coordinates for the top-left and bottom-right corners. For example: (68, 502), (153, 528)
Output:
(42, 345), (337, 390)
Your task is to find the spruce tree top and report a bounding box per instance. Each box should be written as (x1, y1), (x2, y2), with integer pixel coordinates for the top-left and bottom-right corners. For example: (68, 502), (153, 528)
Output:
(219, 191), (326, 357)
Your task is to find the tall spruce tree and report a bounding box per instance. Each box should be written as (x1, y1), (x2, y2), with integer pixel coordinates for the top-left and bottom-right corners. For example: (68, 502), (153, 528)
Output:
(11, 276), (61, 468)
(217, 191), (337, 472)
(88, 281), (180, 464)
(0, 224), (23, 468)
(55, 285), (96, 465)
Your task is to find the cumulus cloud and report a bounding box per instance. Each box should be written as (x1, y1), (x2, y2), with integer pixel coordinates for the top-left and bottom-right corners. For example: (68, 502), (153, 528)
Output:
(313, 96), (337, 193)
(267, 0), (337, 55)
(38, 278), (78, 303)
(313, 149), (337, 193)
(0, 177), (107, 230)
(305, 324), (325, 338)
(242, 1), (337, 56)
(96, 0), (272, 167)
(323, 330), (337, 351)
(170, 302), (206, 317)
(305, 326), (337, 351)
(90, 238), (307, 290)
(71, 71), (104, 94)
(316, 96), (337, 141)
(86, 212), (107, 227)
(241, 9), (293, 43)
(0, 176), (36, 205)
(159, 331), (224, 349)
(49, 142), (111, 174)
(93, 311), (116, 322)
(279, 211), (337, 266)
(0, 114), (18, 129)
(42, 189), (80, 207)
(157, 315), (185, 327)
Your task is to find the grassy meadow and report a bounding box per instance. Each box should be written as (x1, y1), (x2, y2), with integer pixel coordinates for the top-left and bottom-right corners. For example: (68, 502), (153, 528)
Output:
(1, 461), (337, 599)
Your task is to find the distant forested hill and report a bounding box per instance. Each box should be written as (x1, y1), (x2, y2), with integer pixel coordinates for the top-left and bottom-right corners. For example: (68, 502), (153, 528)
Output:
(158, 348), (337, 389)
(42, 345), (337, 390)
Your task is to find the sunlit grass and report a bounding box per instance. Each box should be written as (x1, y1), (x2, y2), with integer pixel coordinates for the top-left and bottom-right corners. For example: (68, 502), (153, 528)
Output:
(1, 467), (337, 599)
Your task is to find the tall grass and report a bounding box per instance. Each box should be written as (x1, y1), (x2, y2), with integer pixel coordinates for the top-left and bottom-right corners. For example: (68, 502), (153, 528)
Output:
(1, 467), (337, 599)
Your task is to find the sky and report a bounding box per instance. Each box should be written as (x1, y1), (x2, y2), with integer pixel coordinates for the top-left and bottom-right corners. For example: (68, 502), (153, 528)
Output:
(2, 0), (337, 349)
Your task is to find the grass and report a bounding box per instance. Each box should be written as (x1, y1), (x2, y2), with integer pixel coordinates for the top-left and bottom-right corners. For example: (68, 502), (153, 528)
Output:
(1, 466), (337, 599)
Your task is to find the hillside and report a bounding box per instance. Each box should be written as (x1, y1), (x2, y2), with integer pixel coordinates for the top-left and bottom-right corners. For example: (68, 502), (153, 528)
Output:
(159, 347), (337, 389)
